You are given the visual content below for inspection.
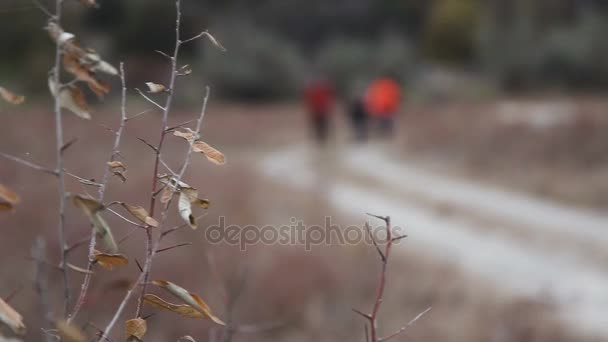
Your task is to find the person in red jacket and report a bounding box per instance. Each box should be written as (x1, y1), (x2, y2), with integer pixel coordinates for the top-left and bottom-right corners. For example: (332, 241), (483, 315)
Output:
(304, 79), (335, 144)
(365, 77), (401, 137)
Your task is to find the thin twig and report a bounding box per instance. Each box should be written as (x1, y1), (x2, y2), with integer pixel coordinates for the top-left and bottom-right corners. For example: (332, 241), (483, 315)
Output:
(177, 87), (210, 179)
(155, 242), (192, 254)
(32, 0), (54, 18)
(126, 109), (153, 122)
(68, 62), (130, 323)
(32, 236), (54, 342)
(134, 0), (184, 320)
(106, 208), (148, 229)
(65, 171), (102, 187)
(355, 215), (430, 342)
(0, 151), (57, 176)
(135, 88), (165, 111)
(379, 306), (432, 342)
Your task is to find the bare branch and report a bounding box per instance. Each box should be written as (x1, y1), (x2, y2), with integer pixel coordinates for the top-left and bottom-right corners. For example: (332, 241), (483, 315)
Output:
(379, 307), (432, 342)
(154, 49), (172, 60)
(155, 242), (192, 254)
(352, 308), (372, 321)
(51, 0), (71, 318)
(32, 236), (54, 342)
(133, 0), (184, 320)
(65, 171), (102, 187)
(68, 62), (130, 323)
(106, 208), (148, 229)
(126, 109), (153, 122)
(135, 88), (166, 111)
(365, 221), (385, 262)
(0, 151), (57, 176)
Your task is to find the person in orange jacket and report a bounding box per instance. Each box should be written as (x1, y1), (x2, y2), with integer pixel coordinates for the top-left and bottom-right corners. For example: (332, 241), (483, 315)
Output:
(365, 77), (401, 137)
(304, 78), (335, 144)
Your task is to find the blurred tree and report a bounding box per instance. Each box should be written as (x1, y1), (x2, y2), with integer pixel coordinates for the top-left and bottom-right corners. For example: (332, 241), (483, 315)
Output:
(423, 0), (481, 64)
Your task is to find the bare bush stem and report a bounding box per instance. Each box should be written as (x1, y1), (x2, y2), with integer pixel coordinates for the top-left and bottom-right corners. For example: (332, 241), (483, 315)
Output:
(134, 0), (183, 319)
(68, 63), (129, 323)
(50, 0), (71, 318)
(354, 215), (430, 342)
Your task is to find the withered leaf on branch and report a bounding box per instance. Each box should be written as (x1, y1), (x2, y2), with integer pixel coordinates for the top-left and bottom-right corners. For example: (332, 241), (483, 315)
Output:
(56, 320), (86, 342)
(46, 22), (118, 77)
(143, 294), (205, 319)
(72, 195), (118, 253)
(0, 184), (20, 212)
(160, 186), (174, 204)
(108, 160), (127, 182)
(172, 130), (226, 165)
(203, 31), (227, 52)
(121, 203), (158, 227)
(93, 250), (128, 270)
(152, 280), (225, 325)
(173, 130), (196, 143)
(63, 53), (110, 98)
(178, 191), (197, 229)
(159, 177), (209, 229)
(145, 82), (166, 94)
(48, 76), (91, 120)
(0, 297), (26, 335)
(192, 141), (226, 165)
(125, 318), (146, 341)
(67, 263), (94, 275)
(0, 87), (25, 105)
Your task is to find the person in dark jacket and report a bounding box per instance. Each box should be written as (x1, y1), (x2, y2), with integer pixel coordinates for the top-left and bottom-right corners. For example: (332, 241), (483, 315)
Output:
(349, 98), (368, 142)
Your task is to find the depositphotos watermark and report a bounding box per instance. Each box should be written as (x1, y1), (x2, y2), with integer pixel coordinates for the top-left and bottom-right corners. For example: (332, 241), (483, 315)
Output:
(204, 217), (405, 251)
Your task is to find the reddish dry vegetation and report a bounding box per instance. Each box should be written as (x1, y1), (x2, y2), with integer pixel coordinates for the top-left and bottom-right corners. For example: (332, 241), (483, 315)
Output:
(0, 101), (600, 341)
(400, 97), (608, 210)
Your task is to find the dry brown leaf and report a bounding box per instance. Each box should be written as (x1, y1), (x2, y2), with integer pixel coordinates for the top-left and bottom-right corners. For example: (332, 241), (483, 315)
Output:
(172, 130), (196, 143)
(152, 280), (225, 325)
(85, 50), (118, 76)
(56, 320), (86, 342)
(72, 195), (103, 215)
(0, 87), (25, 105)
(203, 32), (227, 52)
(107, 161), (126, 171)
(160, 186), (174, 204)
(63, 53), (110, 98)
(145, 82), (166, 94)
(48, 76), (91, 120)
(143, 294), (205, 319)
(0, 184), (20, 211)
(108, 161), (127, 182)
(0, 184), (20, 204)
(178, 191), (197, 229)
(0, 297), (25, 335)
(192, 141), (226, 165)
(67, 263), (94, 275)
(125, 318), (146, 340)
(194, 198), (210, 209)
(121, 203), (158, 227)
(72, 195), (118, 253)
(178, 337), (196, 342)
(93, 250), (128, 270)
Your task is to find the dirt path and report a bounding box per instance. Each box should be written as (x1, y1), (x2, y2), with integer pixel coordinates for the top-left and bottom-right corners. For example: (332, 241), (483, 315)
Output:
(256, 142), (608, 338)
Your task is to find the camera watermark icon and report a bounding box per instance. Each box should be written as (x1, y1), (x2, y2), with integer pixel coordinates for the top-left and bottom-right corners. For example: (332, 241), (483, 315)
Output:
(204, 216), (405, 251)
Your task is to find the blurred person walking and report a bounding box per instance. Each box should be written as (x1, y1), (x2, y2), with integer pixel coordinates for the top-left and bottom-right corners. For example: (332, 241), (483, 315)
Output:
(349, 97), (368, 142)
(304, 78), (335, 145)
(365, 76), (402, 137)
